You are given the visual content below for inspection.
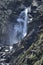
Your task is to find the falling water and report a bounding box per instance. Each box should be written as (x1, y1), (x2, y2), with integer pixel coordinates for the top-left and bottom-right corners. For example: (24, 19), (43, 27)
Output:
(17, 8), (28, 37)
(10, 7), (30, 44)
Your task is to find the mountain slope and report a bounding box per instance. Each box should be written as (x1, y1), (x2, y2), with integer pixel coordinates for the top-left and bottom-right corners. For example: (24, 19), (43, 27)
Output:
(0, 0), (43, 65)
(10, 14), (43, 65)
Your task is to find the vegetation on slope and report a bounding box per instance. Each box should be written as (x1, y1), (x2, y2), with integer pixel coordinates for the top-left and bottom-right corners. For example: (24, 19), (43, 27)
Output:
(11, 14), (43, 65)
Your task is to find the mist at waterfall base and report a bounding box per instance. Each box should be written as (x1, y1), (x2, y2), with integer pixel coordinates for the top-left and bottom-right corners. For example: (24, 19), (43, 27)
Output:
(10, 7), (31, 45)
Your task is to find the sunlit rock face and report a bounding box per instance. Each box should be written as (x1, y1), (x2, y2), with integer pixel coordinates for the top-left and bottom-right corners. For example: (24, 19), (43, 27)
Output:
(10, 7), (30, 45)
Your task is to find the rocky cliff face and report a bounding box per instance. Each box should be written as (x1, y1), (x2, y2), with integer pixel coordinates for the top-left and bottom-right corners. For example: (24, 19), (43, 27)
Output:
(10, 12), (43, 65)
(0, 0), (43, 65)
(5, 7), (43, 65)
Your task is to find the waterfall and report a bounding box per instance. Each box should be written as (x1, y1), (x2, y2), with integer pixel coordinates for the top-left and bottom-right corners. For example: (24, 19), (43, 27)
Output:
(17, 8), (28, 37)
(10, 7), (31, 44)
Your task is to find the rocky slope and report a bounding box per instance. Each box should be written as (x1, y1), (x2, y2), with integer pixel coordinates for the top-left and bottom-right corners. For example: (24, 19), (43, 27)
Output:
(0, 0), (43, 65)
(10, 14), (43, 65)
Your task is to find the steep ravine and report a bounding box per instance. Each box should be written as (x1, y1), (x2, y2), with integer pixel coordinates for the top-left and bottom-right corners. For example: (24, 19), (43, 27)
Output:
(10, 15), (43, 65)
(0, 0), (43, 65)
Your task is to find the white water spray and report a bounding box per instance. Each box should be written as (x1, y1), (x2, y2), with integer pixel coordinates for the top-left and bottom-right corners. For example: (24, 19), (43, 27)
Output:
(10, 7), (32, 44)
(17, 8), (28, 37)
